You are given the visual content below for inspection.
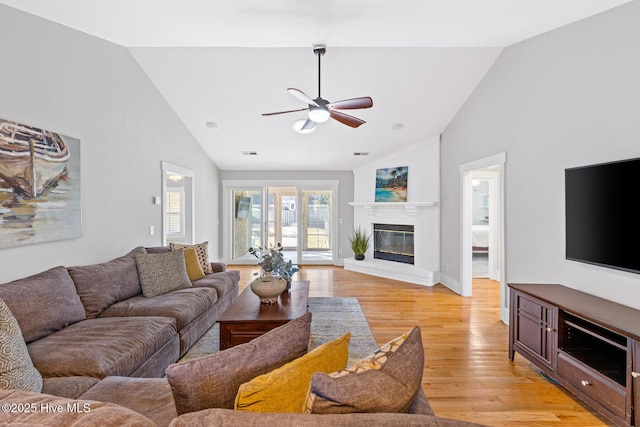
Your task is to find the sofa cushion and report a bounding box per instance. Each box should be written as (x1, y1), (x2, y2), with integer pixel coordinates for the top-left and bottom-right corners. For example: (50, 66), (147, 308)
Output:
(68, 247), (146, 318)
(305, 326), (424, 414)
(184, 247), (205, 281)
(170, 241), (213, 274)
(0, 299), (43, 392)
(192, 270), (240, 297)
(0, 266), (86, 343)
(80, 376), (177, 427)
(27, 317), (177, 379)
(99, 287), (218, 330)
(166, 312), (312, 414)
(235, 333), (350, 413)
(135, 250), (191, 298)
(0, 389), (156, 426)
(42, 376), (101, 399)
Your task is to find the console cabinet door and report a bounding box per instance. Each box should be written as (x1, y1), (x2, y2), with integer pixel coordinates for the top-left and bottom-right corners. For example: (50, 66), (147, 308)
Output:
(511, 291), (557, 370)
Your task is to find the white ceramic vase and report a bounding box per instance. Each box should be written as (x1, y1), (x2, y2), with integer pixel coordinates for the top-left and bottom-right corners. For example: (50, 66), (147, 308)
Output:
(250, 274), (287, 304)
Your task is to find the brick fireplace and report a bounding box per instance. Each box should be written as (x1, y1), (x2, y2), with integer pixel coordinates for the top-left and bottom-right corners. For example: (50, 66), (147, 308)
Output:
(343, 138), (440, 286)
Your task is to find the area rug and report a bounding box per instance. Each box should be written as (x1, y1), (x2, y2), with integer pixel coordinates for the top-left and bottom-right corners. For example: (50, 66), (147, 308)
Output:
(180, 297), (378, 365)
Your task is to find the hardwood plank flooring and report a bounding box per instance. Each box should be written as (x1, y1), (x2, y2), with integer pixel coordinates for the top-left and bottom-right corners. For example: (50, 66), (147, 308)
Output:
(235, 266), (612, 426)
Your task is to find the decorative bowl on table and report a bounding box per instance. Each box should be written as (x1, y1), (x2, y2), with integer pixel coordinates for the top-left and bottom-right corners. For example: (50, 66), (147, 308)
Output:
(250, 275), (287, 304)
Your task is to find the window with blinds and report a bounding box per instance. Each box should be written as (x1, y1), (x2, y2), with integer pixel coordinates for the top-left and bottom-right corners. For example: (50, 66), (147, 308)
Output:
(166, 191), (183, 236)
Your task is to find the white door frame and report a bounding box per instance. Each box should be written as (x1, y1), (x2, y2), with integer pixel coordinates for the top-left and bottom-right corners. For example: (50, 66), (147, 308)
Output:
(222, 179), (339, 265)
(161, 161), (195, 246)
(459, 152), (508, 323)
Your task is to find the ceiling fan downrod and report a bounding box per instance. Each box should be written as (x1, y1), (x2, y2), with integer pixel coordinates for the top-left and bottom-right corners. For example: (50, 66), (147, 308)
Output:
(314, 44), (326, 99)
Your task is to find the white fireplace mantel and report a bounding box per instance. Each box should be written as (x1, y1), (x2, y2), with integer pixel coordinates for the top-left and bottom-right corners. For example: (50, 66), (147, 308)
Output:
(348, 201), (438, 216)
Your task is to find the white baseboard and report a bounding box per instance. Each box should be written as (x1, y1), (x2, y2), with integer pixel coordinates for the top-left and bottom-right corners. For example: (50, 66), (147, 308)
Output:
(439, 273), (463, 295)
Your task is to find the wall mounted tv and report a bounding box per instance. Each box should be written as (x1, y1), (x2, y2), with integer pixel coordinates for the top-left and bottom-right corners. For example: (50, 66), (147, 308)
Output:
(565, 157), (640, 274)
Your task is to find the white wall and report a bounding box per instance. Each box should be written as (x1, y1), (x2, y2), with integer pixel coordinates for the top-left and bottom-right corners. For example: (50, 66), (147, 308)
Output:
(352, 137), (440, 274)
(441, 1), (640, 309)
(0, 5), (221, 283)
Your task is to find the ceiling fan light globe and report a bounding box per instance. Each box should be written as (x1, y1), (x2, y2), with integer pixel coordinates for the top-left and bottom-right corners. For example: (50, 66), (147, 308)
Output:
(308, 107), (330, 123)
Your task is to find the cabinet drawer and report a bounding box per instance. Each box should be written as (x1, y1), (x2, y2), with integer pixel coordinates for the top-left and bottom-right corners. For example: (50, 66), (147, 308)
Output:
(518, 295), (545, 318)
(557, 352), (626, 420)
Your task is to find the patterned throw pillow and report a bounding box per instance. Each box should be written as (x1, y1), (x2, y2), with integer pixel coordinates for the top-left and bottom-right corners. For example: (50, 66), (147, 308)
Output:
(183, 247), (205, 281)
(0, 299), (43, 392)
(234, 333), (350, 413)
(170, 242), (213, 274)
(304, 326), (424, 414)
(134, 250), (192, 298)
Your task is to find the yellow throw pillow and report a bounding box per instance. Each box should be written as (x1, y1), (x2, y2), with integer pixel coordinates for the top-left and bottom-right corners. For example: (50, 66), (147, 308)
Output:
(183, 247), (205, 281)
(234, 333), (350, 413)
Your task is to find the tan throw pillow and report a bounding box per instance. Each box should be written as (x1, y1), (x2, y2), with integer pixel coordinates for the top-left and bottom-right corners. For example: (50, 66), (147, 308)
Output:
(0, 299), (43, 392)
(170, 242), (213, 274)
(166, 312), (312, 414)
(235, 333), (350, 413)
(304, 326), (424, 414)
(134, 250), (191, 298)
(183, 247), (205, 281)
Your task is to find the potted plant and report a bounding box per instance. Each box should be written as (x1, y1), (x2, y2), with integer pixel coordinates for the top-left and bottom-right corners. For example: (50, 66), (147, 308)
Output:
(248, 243), (300, 290)
(349, 227), (371, 260)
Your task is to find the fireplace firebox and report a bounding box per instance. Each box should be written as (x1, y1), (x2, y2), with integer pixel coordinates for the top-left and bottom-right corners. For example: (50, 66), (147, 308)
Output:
(373, 223), (415, 265)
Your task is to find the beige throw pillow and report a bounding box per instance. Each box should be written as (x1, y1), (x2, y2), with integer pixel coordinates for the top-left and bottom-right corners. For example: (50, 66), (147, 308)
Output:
(0, 299), (43, 392)
(135, 250), (191, 297)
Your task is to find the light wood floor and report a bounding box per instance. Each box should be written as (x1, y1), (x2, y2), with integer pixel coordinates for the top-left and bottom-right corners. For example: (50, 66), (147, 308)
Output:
(235, 265), (612, 427)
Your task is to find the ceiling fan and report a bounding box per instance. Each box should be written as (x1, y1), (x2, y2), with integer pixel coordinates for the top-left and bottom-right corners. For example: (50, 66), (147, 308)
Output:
(262, 45), (373, 133)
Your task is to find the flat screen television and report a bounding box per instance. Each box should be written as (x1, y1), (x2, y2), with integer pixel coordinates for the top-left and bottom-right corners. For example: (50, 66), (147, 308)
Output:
(565, 157), (640, 274)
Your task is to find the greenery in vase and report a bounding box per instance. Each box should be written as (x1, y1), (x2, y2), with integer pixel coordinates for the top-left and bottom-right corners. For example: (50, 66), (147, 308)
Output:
(349, 226), (371, 256)
(248, 242), (300, 280)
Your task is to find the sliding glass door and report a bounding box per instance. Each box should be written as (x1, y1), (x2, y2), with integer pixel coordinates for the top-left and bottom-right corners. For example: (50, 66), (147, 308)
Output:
(301, 190), (332, 263)
(224, 181), (338, 265)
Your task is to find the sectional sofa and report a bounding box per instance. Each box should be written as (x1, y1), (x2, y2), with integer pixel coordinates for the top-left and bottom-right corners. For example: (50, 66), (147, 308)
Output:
(0, 246), (486, 426)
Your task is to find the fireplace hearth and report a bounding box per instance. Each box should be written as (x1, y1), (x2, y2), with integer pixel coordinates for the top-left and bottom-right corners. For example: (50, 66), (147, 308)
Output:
(373, 223), (415, 265)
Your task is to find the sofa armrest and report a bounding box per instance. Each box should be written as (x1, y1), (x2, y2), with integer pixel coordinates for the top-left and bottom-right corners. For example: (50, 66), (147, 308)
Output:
(209, 262), (226, 273)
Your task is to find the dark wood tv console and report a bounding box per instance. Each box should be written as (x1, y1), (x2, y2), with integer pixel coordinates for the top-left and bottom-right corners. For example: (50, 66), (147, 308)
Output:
(509, 283), (640, 426)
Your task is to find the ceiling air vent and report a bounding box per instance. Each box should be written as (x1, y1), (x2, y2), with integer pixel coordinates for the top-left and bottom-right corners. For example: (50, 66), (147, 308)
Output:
(241, 151), (258, 156)
(353, 152), (369, 156)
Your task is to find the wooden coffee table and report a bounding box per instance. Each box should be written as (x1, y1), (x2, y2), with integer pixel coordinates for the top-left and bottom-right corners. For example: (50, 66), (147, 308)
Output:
(218, 280), (310, 350)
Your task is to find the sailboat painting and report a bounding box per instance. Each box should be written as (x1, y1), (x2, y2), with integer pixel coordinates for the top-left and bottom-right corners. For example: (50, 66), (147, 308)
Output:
(0, 118), (81, 249)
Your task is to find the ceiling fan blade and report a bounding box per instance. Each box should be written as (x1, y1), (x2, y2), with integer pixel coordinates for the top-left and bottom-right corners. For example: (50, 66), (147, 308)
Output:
(262, 107), (309, 116)
(329, 110), (366, 128)
(301, 119), (316, 131)
(328, 97), (373, 110)
(287, 88), (319, 107)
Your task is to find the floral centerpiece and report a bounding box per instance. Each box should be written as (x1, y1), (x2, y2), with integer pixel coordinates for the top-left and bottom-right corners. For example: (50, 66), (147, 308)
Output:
(248, 242), (300, 291)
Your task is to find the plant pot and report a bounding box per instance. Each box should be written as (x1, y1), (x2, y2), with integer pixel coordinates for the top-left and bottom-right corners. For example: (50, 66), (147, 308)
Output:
(250, 275), (287, 304)
(354, 254), (365, 260)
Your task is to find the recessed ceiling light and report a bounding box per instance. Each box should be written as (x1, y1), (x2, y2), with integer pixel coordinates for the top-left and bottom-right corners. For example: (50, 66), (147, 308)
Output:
(392, 123), (404, 131)
(241, 151), (257, 156)
(205, 121), (219, 129)
(353, 152), (369, 156)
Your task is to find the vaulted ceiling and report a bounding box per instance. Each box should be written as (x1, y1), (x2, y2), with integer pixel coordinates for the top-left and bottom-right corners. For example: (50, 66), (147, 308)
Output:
(1, 0), (632, 170)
